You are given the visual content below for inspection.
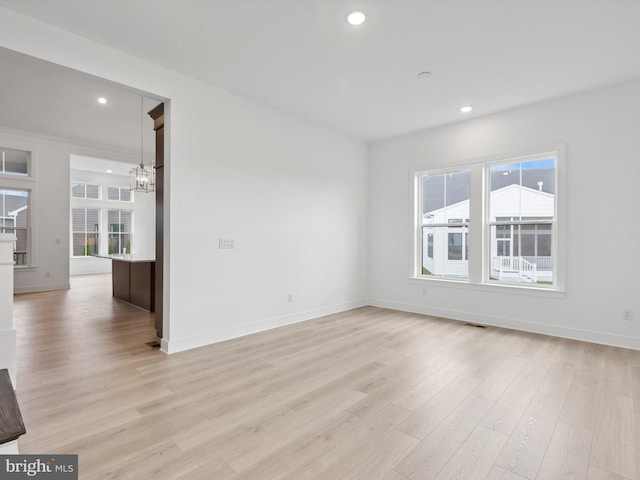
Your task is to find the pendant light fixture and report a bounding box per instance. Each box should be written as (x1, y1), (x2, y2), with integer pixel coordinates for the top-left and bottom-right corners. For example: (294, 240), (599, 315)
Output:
(130, 95), (154, 193)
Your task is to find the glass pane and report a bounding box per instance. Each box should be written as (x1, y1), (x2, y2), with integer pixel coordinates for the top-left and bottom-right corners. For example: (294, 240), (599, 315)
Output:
(72, 183), (85, 198)
(490, 224), (553, 285)
(2, 148), (29, 175)
(120, 189), (131, 202)
(422, 174), (444, 223)
(120, 211), (132, 232)
(107, 187), (119, 201)
(422, 226), (468, 278)
(108, 211), (120, 232)
(86, 209), (99, 232)
(72, 233), (86, 256)
(422, 169), (470, 224)
(72, 209), (85, 232)
(86, 184), (99, 199)
(108, 234), (120, 254)
(122, 233), (132, 254)
(490, 158), (555, 221)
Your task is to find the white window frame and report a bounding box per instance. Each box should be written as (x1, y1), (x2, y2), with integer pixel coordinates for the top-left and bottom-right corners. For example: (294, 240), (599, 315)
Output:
(107, 209), (133, 255)
(71, 208), (100, 258)
(71, 182), (100, 200)
(415, 167), (471, 280)
(411, 147), (565, 296)
(484, 153), (558, 288)
(0, 187), (31, 267)
(0, 147), (31, 178)
(107, 185), (133, 203)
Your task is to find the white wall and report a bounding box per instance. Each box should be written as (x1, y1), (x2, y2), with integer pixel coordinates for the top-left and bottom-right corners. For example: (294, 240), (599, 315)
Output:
(369, 80), (640, 349)
(0, 129), (71, 293)
(69, 166), (155, 275)
(0, 7), (369, 353)
(0, 234), (16, 385)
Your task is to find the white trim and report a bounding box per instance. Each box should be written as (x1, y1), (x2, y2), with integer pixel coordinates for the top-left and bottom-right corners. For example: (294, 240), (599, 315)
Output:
(411, 146), (564, 291)
(368, 298), (640, 351)
(408, 277), (565, 298)
(13, 283), (69, 294)
(0, 440), (19, 454)
(164, 299), (368, 354)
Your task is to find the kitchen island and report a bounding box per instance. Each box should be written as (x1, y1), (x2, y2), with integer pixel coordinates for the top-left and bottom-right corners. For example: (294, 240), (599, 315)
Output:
(103, 255), (155, 312)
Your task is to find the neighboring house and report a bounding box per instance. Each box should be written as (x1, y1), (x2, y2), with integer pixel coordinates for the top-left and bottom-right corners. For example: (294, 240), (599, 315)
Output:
(423, 184), (554, 283)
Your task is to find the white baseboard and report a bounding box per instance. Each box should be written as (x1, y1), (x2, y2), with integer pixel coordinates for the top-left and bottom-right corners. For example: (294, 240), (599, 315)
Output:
(164, 299), (368, 354)
(0, 440), (19, 455)
(368, 298), (640, 351)
(14, 283), (70, 294)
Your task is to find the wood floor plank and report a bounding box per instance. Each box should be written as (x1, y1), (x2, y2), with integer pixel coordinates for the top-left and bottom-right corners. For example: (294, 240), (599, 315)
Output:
(394, 394), (494, 480)
(433, 425), (507, 480)
(586, 465), (632, 480)
(396, 374), (483, 439)
(493, 391), (566, 478)
(482, 465), (529, 480)
(479, 371), (545, 436)
(535, 421), (592, 480)
(590, 394), (636, 479)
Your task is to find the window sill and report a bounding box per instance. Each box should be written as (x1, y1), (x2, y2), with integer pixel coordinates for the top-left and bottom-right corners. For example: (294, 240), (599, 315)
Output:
(408, 276), (566, 299)
(14, 265), (36, 272)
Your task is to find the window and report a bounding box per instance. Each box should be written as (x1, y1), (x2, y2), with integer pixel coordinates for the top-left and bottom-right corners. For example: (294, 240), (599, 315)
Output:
(0, 189), (30, 265)
(107, 186), (132, 202)
(108, 210), (132, 255)
(72, 182), (99, 199)
(0, 147), (29, 177)
(415, 152), (558, 288)
(489, 158), (556, 285)
(72, 208), (99, 257)
(419, 169), (470, 278)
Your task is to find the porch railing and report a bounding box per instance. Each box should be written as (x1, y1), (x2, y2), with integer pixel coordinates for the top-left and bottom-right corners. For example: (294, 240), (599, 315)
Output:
(492, 256), (538, 282)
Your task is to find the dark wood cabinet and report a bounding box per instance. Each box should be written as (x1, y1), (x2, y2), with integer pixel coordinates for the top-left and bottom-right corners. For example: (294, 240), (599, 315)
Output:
(112, 258), (155, 312)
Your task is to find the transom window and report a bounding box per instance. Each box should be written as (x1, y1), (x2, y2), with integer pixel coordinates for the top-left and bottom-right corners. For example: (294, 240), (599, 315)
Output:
(72, 182), (99, 199)
(0, 148), (29, 177)
(107, 186), (132, 202)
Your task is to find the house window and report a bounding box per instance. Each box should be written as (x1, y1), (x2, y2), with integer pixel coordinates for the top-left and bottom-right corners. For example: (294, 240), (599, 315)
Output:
(488, 158), (556, 285)
(108, 210), (132, 255)
(415, 152), (558, 288)
(107, 186), (132, 202)
(72, 182), (99, 199)
(0, 189), (30, 265)
(0, 148), (29, 177)
(419, 169), (470, 278)
(72, 208), (99, 257)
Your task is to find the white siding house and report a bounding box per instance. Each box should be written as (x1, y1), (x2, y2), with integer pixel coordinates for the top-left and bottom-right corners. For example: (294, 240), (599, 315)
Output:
(423, 184), (554, 282)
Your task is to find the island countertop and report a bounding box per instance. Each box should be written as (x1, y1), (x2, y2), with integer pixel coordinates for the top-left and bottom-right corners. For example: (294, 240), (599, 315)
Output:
(97, 254), (155, 263)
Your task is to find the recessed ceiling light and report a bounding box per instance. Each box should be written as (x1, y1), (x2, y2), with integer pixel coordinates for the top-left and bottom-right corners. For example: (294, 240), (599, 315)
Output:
(459, 105), (473, 113)
(98, 97), (107, 105)
(106, 169), (113, 173)
(417, 71), (432, 80)
(346, 11), (366, 26)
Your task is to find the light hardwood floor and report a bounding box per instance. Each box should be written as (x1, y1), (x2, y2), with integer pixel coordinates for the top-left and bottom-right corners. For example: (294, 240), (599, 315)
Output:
(13, 274), (640, 479)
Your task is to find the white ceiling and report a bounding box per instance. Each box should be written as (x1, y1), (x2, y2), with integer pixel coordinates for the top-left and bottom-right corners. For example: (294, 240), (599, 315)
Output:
(1, 1), (640, 143)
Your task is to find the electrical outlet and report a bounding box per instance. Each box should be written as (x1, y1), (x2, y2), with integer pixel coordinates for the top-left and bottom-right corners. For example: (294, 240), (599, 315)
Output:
(288, 292), (294, 303)
(421, 287), (428, 296)
(624, 310), (633, 321)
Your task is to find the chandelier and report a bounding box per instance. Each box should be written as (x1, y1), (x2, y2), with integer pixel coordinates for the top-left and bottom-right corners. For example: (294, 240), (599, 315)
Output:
(130, 96), (155, 193)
